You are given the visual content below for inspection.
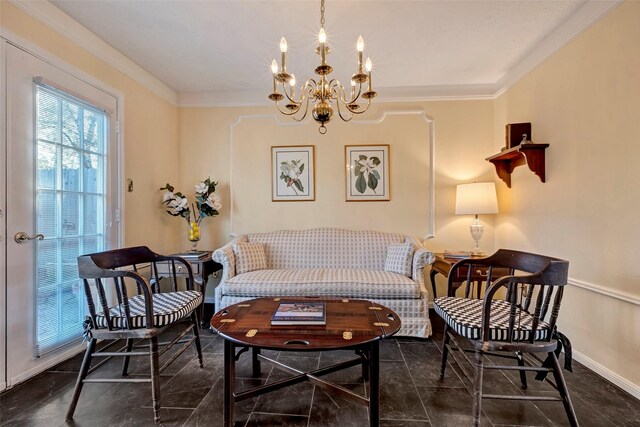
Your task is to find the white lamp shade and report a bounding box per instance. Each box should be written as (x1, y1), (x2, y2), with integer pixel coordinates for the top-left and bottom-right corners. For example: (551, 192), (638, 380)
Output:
(455, 182), (499, 215)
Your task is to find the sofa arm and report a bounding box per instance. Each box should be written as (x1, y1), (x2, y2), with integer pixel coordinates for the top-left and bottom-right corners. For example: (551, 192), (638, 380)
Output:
(213, 240), (237, 281)
(412, 248), (435, 285)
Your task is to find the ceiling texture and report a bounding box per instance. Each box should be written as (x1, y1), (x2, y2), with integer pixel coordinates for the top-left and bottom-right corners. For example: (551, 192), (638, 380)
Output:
(41, 0), (619, 106)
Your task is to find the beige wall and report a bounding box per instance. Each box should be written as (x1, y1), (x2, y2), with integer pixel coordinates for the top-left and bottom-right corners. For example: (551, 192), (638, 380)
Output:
(179, 100), (497, 298)
(1, 2), (181, 253)
(494, 1), (640, 389)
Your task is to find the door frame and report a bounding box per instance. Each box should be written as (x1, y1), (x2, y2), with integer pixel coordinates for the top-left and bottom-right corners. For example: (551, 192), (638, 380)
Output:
(1, 30), (125, 387)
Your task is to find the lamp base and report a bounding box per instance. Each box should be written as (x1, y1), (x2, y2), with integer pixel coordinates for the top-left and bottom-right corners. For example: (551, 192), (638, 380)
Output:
(469, 215), (485, 255)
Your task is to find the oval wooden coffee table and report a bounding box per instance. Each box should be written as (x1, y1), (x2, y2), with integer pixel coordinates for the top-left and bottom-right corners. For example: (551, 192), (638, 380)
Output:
(211, 297), (401, 427)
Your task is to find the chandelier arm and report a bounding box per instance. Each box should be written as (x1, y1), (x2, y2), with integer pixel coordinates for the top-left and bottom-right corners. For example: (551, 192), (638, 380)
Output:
(346, 97), (372, 115)
(335, 96), (354, 122)
(279, 81), (303, 105)
(274, 101), (302, 116)
(290, 96), (311, 122)
(329, 79), (363, 104)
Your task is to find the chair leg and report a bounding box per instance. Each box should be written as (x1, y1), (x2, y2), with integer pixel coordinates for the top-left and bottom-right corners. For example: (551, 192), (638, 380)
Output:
(191, 312), (204, 368)
(549, 351), (579, 427)
(472, 349), (484, 427)
(66, 338), (96, 421)
(516, 351), (528, 389)
(440, 324), (451, 378)
(121, 338), (134, 376)
(149, 336), (162, 424)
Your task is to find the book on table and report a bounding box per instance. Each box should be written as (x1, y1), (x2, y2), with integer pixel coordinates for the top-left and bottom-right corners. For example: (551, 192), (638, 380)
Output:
(442, 250), (473, 259)
(173, 250), (209, 260)
(271, 301), (326, 326)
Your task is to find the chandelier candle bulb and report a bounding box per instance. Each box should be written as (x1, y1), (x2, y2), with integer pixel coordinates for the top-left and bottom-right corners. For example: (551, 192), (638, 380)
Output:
(319, 28), (327, 65)
(357, 35), (364, 72)
(280, 37), (287, 71)
(290, 74), (296, 98)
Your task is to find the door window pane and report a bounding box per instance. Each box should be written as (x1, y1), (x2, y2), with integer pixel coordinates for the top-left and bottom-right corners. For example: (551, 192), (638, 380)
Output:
(35, 85), (109, 356)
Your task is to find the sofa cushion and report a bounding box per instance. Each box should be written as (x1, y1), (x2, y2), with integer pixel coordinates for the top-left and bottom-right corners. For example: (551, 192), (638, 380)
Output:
(246, 228), (406, 270)
(384, 242), (415, 277)
(234, 241), (267, 274)
(222, 268), (421, 299)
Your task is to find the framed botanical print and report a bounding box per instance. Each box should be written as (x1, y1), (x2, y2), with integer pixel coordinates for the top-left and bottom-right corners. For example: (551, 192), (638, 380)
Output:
(271, 145), (316, 201)
(345, 144), (390, 201)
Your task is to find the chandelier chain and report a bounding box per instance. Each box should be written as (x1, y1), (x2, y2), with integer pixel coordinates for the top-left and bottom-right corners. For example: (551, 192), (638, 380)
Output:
(320, 0), (325, 27)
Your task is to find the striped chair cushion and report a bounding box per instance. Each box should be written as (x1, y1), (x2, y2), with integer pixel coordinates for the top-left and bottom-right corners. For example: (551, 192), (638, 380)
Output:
(95, 290), (202, 329)
(433, 296), (550, 341)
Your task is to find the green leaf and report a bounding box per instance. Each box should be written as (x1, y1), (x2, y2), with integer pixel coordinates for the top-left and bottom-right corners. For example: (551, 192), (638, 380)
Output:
(372, 170), (381, 180)
(370, 156), (381, 166)
(368, 171), (379, 191)
(359, 155), (367, 161)
(354, 161), (363, 176)
(293, 179), (304, 192)
(299, 163), (305, 173)
(355, 173), (367, 193)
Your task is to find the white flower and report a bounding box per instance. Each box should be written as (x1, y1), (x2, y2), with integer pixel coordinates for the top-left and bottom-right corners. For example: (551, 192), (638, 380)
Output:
(162, 190), (174, 202)
(169, 195), (188, 212)
(194, 182), (207, 194)
(205, 192), (222, 211)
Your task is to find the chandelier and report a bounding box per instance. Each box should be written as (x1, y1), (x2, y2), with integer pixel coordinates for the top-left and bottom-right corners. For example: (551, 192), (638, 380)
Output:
(268, 0), (377, 134)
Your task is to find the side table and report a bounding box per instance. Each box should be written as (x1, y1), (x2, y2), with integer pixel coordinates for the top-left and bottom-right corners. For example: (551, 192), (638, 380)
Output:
(430, 253), (509, 299)
(156, 251), (222, 328)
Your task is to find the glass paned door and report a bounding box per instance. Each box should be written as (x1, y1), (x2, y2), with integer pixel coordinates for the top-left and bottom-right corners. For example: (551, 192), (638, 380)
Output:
(34, 86), (109, 355)
(6, 44), (119, 386)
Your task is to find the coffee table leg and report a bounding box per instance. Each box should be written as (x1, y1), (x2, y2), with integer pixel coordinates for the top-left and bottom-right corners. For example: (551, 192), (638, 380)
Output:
(224, 339), (235, 427)
(252, 347), (261, 377)
(369, 340), (380, 427)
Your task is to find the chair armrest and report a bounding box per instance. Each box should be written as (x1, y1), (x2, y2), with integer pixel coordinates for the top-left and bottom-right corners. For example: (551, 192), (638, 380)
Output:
(412, 248), (435, 285)
(213, 238), (241, 280)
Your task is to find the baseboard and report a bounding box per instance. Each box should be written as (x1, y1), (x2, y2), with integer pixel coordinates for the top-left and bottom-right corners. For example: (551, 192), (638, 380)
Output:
(571, 349), (640, 399)
(0, 381), (6, 392)
(7, 344), (85, 388)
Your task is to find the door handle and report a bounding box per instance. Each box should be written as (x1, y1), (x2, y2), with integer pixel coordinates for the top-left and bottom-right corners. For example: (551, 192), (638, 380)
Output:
(14, 232), (45, 244)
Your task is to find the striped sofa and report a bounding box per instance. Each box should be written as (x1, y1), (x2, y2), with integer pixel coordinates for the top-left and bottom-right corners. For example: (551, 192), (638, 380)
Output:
(213, 228), (434, 337)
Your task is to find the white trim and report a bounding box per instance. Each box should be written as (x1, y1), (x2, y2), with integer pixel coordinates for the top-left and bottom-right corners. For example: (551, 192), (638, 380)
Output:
(6, 0), (177, 106)
(7, 344), (85, 387)
(228, 108), (435, 239)
(568, 277), (640, 306)
(0, 38), (7, 392)
(572, 349), (640, 400)
(179, 84), (497, 107)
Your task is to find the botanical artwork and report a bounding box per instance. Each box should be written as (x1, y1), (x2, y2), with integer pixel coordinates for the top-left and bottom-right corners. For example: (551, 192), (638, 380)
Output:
(272, 146), (315, 201)
(345, 145), (390, 201)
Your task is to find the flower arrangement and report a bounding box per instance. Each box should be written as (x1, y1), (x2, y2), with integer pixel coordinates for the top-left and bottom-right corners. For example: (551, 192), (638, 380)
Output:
(160, 178), (221, 246)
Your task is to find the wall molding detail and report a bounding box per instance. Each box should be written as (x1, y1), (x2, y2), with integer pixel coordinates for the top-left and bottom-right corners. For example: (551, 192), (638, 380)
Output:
(228, 108), (435, 241)
(567, 277), (640, 306)
(6, 0), (177, 105)
(572, 349), (640, 400)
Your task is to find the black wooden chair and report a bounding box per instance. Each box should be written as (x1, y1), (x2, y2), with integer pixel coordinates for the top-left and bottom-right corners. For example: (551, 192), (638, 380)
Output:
(66, 246), (204, 424)
(433, 249), (578, 426)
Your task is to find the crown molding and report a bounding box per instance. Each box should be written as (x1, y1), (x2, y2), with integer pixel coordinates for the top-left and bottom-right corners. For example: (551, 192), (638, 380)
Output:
(178, 84), (497, 108)
(11, 0), (620, 108)
(494, 0), (622, 96)
(8, 0), (178, 106)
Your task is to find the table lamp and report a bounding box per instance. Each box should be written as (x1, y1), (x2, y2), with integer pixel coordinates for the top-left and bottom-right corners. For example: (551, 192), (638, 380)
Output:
(455, 182), (499, 255)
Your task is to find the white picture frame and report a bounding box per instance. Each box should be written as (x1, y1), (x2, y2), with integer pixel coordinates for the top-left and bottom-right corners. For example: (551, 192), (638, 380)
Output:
(271, 145), (316, 202)
(345, 144), (390, 201)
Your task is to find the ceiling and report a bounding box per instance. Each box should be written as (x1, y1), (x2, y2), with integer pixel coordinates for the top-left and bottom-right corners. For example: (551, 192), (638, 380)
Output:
(43, 0), (618, 105)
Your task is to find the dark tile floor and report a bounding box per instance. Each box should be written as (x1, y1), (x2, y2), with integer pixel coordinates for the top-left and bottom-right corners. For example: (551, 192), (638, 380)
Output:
(1, 311), (639, 426)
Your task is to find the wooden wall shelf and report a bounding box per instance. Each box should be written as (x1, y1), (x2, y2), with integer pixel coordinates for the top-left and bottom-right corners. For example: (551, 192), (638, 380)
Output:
(486, 143), (549, 188)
